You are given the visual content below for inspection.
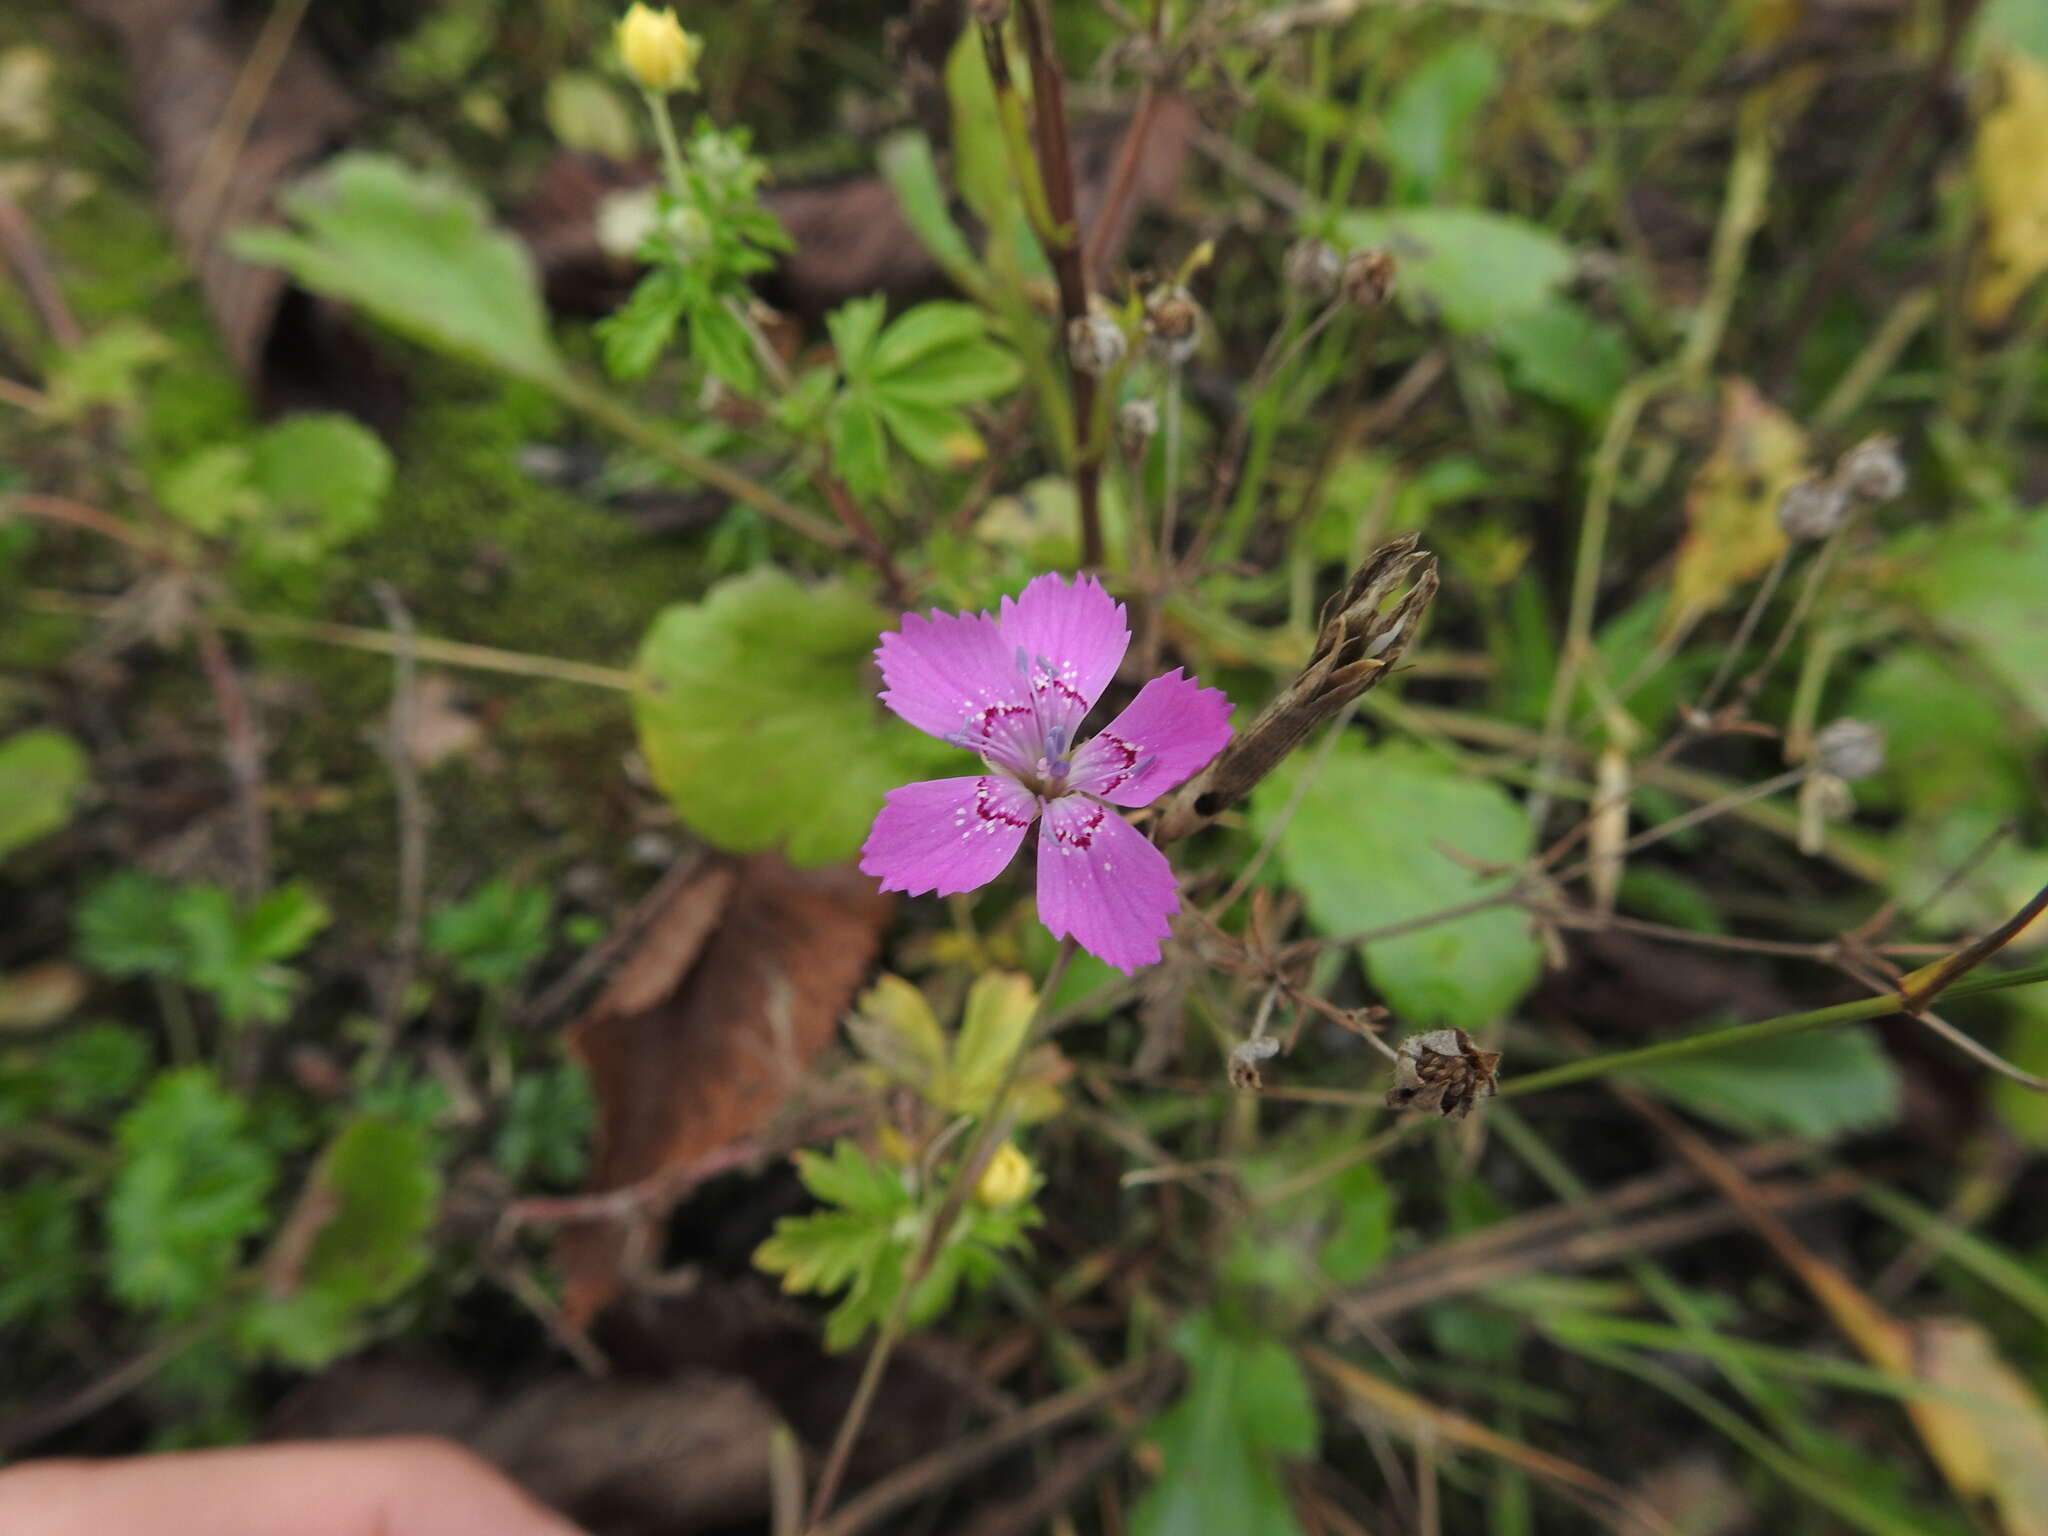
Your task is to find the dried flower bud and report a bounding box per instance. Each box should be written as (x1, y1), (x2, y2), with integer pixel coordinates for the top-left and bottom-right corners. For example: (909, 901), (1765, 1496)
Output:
(1385, 1028), (1500, 1120)
(1837, 435), (1906, 504)
(1814, 717), (1886, 782)
(616, 3), (703, 96)
(1143, 284), (1202, 366)
(1067, 311), (1126, 376)
(1227, 1034), (1281, 1092)
(973, 1140), (1035, 1208)
(1340, 247), (1397, 309)
(1116, 396), (1159, 453)
(1282, 237), (1341, 301)
(1775, 477), (1848, 540)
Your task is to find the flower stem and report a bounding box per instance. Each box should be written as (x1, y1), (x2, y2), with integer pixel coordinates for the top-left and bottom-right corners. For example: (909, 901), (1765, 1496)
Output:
(643, 87), (690, 201)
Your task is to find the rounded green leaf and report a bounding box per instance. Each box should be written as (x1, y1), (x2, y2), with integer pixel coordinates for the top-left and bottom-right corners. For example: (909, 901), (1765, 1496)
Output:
(632, 570), (955, 865)
(0, 729), (87, 861)
(1254, 739), (1541, 1028)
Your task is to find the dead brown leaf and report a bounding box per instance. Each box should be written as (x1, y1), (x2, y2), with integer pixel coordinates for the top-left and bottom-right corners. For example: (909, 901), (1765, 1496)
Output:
(77, 0), (359, 378)
(557, 854), (892, 1327)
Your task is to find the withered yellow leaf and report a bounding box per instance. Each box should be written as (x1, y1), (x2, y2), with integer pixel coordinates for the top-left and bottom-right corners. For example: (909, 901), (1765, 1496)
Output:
(1666, 378), (1810, 635)
(1913, 1318), (2048, 1536)
(1972, 50), (2048, 328)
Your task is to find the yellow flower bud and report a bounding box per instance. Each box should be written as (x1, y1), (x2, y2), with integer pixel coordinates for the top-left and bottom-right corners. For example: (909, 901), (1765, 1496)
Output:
(974, 1141), (1035, 1209)
(616, 4), (702, 96)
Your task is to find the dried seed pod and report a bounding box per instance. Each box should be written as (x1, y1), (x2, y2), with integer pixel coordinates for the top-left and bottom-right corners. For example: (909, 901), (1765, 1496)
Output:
(1227, 1034), (1282, 1091)
(1152, 534), (1439, 842)
(1837, 434), (1906, 503)
(1776, 477), (1849, 540)
(1282, 237), (1341, 301)
(1340, 247), (1397, 308)
(1143, 284), (1202, 366)
(1067, 311), (1127, 376)
(1814, 717), (1886, 782)
(1116, 396), (1160, 454)
(1384, 1028), (1501, 1120)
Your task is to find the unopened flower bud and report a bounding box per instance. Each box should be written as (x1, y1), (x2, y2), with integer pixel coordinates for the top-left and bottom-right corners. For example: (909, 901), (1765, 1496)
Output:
(1837, 434), (1906, 504)
(617, 4), (702, 96)
(1143, 284), (1201, 366)
(1814, 717), (1885, 781)
(1116, 396), (1159, 453)
(1066, 311), (1126, 376)
(1340, 247), (1397, 309)
(1776, 477), (1848, 540)
(974, 1140), (1034, 1208)
(1282, 237), (1341, 301)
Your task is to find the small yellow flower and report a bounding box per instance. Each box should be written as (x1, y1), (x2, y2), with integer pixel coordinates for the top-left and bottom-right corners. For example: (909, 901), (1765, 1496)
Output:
(974, 1141), (1035, 1209)
(616, 4), (702, 96)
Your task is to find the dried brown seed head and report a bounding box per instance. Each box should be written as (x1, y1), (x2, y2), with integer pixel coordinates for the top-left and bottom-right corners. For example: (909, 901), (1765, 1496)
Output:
(1067, 312), (1127, 376)
(1776, 477), (1849, 540)
(1838, 434), (1906, 503)
(1340, 248), (1397, 309)
(1283, 238), (1342, 301)
(1116, 396), (1160, 453)
(1385, 1028), (1501, 1120)
(1143, 284), (1202, 365)
(1814, 717), (1886, 781)
(1228, 1035), (1281, 1091)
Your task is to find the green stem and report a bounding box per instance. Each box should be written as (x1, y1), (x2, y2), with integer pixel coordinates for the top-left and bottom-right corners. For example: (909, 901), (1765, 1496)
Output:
(1501, 959), (2048, 1100)
(643, 87), (690, 202)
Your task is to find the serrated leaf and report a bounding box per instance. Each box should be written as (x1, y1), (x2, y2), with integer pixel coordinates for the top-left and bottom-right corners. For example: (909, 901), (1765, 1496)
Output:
(494, 1063), (593, 1185)
(75, 870), (187, 977)
(846, 974), (949, 1092)
(1666, 378), (1809, 634)
(1255, 740), (1541, 1029)
(42, 1023), (151, 1115)
(239, 883), (330, 963)
(0, 728), (87, 860)
(109, 1068), (276, 1315)
(426, 878), (548, 989)
(156, 445), (260, 536)
(1635, 1026), (1902, 1139)
(1332, 206), (1573, 335)
(1133, 1311), (1317, 1536)
(233, 153), (562, 383)
(690, 298), (759, 396)
(632, 570), (954, 865)
(598, 265), (690, 380)
(43, 319), (171, 419)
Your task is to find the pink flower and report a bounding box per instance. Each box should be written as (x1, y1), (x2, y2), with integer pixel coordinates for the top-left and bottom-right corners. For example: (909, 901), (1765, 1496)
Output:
(860, 573), (1232, 973)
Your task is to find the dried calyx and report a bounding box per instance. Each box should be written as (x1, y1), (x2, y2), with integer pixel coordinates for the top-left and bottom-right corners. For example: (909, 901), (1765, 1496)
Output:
(1152, 534), (1439, 842)
(1143, 284), (1202, 366)
(1384, 1028), (1500, 1120)
(1227, 1035), (1281, 1091)
(1814, 717), (1886, 781)
(1282, 238), (1341, 301)
(1116, 397), (1160, 453)
(1340, 247), (1397, 309)
(1067, 310), (1127, 376)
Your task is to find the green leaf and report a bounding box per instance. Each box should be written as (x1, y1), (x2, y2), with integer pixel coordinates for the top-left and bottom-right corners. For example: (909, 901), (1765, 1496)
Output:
(877, 131), (988, 296)
(1379, 38), (1501, 201)
(1892, 507), (2048, 726)
(76, 871), (187, 977)
(425, 878), (549, 989)
(689, 297), (760, 396)
(632, 569), (955, 864)
(1495, 298), (1634, 421)
(41, 1023), (152, 1115)
(1992, 991), (2048, 1151)
(846, 974), (950, 1092)
(233, 153), (563, 384)
(598, 265), (690, 381)
(1846, 645), (2033, 817)
(156, 444), (260, 536)
(109, 1068), (277, 1315)
(827, 392), (891, 497)
(303, 1119), (437, 1309)
(1255, 740), (1542, 1028)
(173, 883), (326, 1027)
(246, 414), (393, 562)
(0, 728), (87, 860)
(1132, 1311), (1316, 1536)
(869, 302), (990, 377)
(544, 70), (639, 159)
(942, 971), (1038, 1114)
(0, 1179), (85, 1326)
(1331, 207), (1574, 335)
(873, 394), (981, 470)
(1635, 1027), (1902, 1139)
(826, 295), (889, 373)
(494, 1063), (593, 1185)
(43, 319), (171, 419)
(1320, 1164), (1396, 1285)
(239, 884), (331, 964)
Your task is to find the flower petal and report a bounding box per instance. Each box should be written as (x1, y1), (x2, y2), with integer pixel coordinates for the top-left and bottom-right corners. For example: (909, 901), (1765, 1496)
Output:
(861, 776), (1038, 897)
(1035, 796), (1178, 973)
(876, 608), (1042, 768)
(1067, 669), (1233, 807)
(996, 573), (1130, 743)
